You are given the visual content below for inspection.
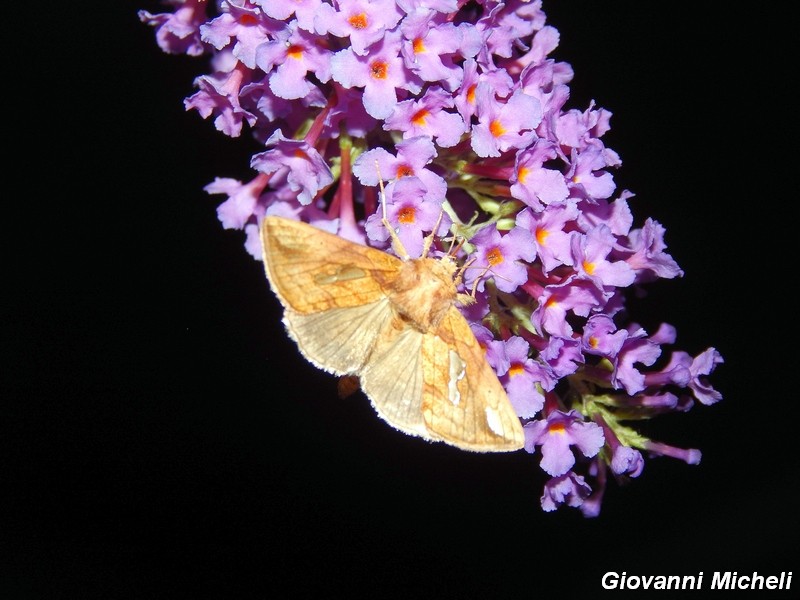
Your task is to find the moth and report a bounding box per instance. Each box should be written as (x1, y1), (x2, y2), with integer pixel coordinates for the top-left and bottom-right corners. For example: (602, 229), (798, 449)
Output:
(259, 213), (524, 452)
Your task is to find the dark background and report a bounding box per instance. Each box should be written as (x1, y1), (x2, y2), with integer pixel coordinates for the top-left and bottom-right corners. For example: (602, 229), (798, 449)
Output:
(4, 2), (796, 598)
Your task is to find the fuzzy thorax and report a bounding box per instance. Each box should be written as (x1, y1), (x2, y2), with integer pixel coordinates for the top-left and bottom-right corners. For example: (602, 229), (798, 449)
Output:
(387, 256), (462, 331)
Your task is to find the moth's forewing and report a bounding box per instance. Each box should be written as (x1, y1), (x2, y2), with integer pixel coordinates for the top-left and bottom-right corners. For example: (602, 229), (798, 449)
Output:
(261, 216), (400, 314)
(421, 308), (525, 451)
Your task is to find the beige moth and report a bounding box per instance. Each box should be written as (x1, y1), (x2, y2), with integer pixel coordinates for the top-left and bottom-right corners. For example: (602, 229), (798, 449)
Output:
(259, 214), (524, 452)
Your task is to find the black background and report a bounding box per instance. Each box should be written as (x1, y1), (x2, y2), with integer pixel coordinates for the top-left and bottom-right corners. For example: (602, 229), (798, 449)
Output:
(4, 2), (796, 598)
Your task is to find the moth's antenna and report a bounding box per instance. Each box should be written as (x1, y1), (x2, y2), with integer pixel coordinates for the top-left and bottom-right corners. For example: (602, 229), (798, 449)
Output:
(421, 207), (446, 259)
(375, 160), (409, 260)
(376, 160), (388, 223)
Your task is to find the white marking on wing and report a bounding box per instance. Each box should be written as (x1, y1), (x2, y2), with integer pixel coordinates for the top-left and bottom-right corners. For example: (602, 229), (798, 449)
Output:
(447, 349), (466, 406)
(485, 406), (503, 436)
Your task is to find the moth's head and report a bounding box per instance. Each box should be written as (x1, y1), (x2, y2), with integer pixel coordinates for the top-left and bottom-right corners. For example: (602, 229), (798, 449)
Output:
(415, 255), (459, 284)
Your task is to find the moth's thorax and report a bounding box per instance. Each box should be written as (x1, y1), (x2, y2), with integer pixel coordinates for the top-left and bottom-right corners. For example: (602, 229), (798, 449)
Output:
(388, 256), (459, 331)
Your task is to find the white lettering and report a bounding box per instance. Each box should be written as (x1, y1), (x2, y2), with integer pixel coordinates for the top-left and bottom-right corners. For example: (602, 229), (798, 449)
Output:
(712, 571), (732, 589)
(750, 572), (765, 589)
(601, 572), (618, 590)
(602, 570), (787, 591)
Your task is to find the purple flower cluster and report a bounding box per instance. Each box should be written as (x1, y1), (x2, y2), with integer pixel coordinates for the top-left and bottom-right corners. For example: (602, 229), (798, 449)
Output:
(141, 0), (723, 515)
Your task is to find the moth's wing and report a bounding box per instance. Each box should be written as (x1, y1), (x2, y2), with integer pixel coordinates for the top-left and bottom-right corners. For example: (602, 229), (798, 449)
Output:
(358, 322), (438, 441)
(420, 308), (524, 452)
(282, 300), (393, 375)
(261, 216), (400, 314)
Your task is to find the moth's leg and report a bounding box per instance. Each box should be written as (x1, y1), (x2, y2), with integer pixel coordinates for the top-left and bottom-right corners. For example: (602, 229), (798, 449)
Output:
(467, 264), (491, 298)
(454, 261), (489, 306)
(454, 257), (477, 288)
